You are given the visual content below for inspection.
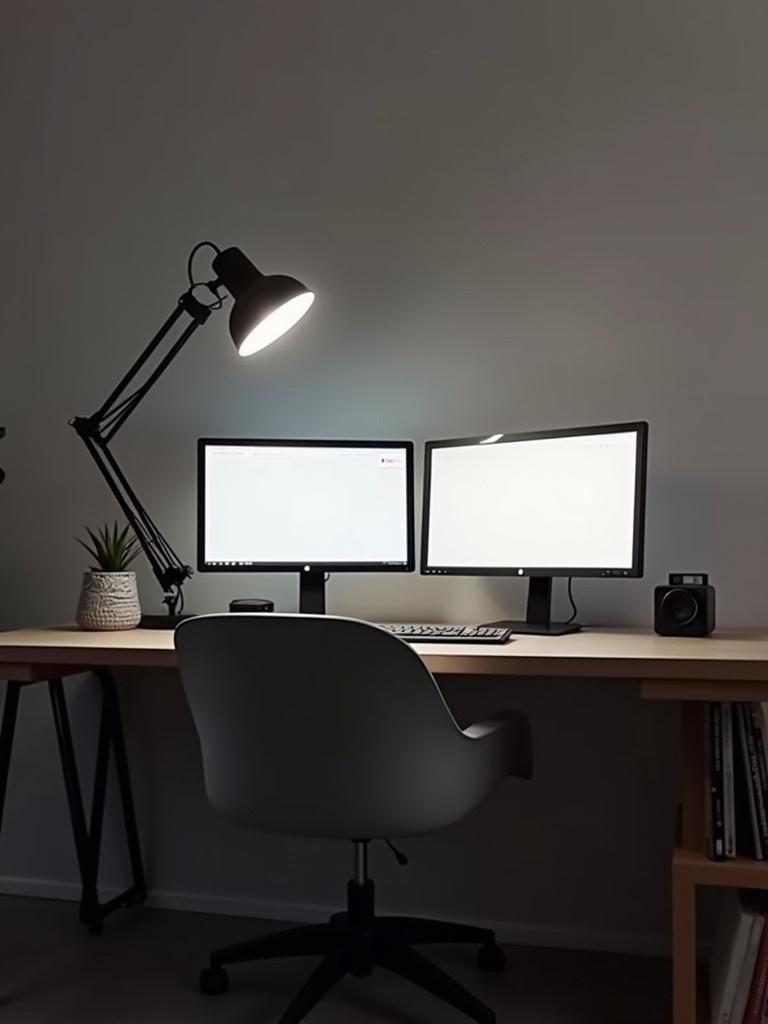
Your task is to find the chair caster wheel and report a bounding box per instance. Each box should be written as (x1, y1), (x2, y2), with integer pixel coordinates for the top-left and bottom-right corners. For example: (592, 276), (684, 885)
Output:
(200, 966), (229, 995)
(477, 942), (506, 972)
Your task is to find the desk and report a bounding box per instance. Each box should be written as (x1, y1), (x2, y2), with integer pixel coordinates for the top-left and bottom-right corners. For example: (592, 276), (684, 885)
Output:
(3, 625), (768, 1022)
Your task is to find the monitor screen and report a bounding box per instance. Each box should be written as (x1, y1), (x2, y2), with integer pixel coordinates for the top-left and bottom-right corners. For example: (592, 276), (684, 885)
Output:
(198, 439), (414, 572)
(422, 422), (647, 577)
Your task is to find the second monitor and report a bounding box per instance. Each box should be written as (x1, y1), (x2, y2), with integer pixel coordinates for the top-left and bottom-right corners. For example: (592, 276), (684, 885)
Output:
(421, 421), (648, 635)
(198, 438), (414, 612)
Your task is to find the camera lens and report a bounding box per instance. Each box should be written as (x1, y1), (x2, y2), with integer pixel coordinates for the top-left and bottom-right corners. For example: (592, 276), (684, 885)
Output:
(661, 588), (698, 627)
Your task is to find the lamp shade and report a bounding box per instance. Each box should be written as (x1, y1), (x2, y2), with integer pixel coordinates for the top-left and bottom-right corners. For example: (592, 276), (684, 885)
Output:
(211, 246), (314, 357)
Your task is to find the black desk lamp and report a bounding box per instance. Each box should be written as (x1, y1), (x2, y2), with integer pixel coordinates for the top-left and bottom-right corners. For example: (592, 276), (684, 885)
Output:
(71, 242), (314, 626)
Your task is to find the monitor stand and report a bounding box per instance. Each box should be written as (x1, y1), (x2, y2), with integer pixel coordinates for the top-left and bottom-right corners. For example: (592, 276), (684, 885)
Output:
(299, 570), (326, 614)
(483, 576), (581, 636)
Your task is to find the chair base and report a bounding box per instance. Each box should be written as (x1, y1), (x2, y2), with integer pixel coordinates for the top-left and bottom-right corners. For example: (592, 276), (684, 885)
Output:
(200, 879), (503, 1023)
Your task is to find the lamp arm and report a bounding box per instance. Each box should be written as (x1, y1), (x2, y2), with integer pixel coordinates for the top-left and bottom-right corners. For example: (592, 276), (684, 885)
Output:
(78, 431), (190, 594)
(71, 289), (218, 617)
(88, 291), (213, 437)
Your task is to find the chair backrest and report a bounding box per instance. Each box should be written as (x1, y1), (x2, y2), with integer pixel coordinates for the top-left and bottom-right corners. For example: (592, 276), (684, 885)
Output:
(175, 614), (492, 838)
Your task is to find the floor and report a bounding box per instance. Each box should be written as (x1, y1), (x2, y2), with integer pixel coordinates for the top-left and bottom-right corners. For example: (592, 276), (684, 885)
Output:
(0, 896), (670, 1023)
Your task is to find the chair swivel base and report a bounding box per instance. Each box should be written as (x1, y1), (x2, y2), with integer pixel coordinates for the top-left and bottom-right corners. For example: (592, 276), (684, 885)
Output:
(199, 879), (505, 1024)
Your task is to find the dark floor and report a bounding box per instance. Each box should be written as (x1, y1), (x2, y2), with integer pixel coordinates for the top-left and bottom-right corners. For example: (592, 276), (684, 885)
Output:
(0, 897), (670, 1023)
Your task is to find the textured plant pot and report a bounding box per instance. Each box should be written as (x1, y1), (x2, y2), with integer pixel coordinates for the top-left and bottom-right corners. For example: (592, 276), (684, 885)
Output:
(76, 571), (141, 631)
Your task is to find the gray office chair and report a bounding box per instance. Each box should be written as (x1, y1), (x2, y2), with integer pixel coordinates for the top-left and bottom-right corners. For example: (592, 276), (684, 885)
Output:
(175, 613), (532, 1024)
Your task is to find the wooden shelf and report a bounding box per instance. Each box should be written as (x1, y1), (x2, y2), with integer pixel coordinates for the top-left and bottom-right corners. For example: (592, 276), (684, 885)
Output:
(675, 847), (768, 889)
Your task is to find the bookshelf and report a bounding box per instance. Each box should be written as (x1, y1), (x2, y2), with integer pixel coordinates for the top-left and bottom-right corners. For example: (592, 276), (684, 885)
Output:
(642, 691), (768, 1024)
(675, 848), (768, 891)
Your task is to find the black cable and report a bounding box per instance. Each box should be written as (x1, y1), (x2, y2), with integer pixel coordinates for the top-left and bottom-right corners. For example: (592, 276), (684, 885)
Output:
(186, 281), (226, 311)
(564, 577), (578, 625)
(186, 241), (221, 288)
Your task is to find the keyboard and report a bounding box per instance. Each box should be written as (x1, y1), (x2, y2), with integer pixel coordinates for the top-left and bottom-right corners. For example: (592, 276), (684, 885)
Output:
(378, 624), (513, 644)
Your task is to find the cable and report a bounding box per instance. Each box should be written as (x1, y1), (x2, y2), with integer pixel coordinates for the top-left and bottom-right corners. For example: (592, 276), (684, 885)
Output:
(186, 241), (227, 310)
(186, 241), (221, 288)
(564, 577), (578, 625)
(187, 281), (226, 311)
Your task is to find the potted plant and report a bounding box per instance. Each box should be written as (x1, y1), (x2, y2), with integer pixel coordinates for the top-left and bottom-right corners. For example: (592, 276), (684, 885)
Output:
(76, 522), (142, 630)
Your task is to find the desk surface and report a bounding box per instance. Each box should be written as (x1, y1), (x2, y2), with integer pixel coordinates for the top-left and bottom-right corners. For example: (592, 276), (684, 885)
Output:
(2, 625), (768, 681)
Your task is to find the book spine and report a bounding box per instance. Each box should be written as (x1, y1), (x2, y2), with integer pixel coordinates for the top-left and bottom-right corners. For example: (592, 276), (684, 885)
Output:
(745, 704), (768, 853)
(707, 703), (726, 860)
(733, 911), (767, 1024)
(755, 703), (768, 834)
(723, 703), (736, 858)
(738, 703), (765, 860)
(746, 915), (768, 1024)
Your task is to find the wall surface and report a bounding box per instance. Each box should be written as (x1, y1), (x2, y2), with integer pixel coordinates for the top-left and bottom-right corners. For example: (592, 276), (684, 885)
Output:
(2, 0), (767, 954)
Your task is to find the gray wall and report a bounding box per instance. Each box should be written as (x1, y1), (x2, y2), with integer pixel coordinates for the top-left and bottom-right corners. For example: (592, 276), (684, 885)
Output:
(1, 0), (766, 953)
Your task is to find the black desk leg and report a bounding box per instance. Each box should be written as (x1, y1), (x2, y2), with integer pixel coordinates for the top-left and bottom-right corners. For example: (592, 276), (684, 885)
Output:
(0, 682), (21, 833)
(49, 673), (146, 934)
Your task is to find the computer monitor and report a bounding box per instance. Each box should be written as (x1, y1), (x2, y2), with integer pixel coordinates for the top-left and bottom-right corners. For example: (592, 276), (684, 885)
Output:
(421, 421), (648, 634)
(198, 438), (415, 612)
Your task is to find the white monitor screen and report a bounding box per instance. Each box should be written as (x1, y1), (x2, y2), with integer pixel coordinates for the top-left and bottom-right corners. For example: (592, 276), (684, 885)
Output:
(199, 441), (413, 569)
(423, 425), (646, 574)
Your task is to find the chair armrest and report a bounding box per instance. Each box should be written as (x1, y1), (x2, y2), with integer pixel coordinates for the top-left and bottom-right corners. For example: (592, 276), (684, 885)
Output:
(462, 710), (532, 780)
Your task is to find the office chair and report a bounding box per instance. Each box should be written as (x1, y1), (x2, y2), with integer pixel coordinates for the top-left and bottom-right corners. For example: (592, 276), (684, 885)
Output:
(175, 614), (532, 1024)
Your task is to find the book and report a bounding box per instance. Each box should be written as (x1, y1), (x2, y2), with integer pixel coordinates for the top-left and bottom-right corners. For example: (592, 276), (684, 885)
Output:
(744, 910), (768, 1024)
(745, 704), (768, 853)
(750, 705), (768, 791)
(707, 703), (726, 860)
(736, 704), (765, 860)
(748, 704), (768, 861)
(710, 891), (762, 1024)
(723, 703), (736, 858)
(732, 906), (766, 1024)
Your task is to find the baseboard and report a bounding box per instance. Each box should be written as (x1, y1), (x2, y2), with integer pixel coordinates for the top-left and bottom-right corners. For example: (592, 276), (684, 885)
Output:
(0, 873), (670, 958)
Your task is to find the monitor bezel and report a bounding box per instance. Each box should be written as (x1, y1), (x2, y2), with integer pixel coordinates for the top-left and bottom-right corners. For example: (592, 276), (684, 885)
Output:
(197, 437), (416, 574)
(421, 420), (648, 579)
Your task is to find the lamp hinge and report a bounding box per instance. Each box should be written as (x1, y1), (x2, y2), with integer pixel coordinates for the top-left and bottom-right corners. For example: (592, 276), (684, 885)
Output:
(178, 291), (213, 324)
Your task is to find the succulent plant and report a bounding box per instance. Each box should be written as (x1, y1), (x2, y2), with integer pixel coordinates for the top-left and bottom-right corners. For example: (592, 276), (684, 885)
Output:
(78, 522), (140, 573)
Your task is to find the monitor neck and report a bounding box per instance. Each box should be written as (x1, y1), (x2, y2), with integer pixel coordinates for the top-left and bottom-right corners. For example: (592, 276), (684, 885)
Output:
(526, 576), (553, 628)
(299, 570), (326, 614)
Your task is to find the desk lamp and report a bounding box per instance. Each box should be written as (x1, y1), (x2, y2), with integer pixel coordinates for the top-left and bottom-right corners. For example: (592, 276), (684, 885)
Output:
(71, 242), (314, 626)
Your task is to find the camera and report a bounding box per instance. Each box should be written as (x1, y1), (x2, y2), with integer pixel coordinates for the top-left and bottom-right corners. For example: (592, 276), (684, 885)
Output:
(654, 573), (715, 637)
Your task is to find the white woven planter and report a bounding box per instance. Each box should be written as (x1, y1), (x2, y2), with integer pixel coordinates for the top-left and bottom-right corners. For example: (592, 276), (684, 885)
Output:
(76, 571), (141, 631)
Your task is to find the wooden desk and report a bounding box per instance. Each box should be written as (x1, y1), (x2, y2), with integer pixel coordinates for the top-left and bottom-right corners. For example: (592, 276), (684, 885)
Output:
(4, 623), (768, 679)
(3, 624), (768, 1022)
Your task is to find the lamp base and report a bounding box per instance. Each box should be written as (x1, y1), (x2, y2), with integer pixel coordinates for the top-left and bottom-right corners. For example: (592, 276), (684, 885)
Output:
(139, 613), (196, 630)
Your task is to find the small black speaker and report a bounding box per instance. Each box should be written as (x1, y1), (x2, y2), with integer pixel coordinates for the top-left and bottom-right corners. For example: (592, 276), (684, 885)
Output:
(229, 598), (274, 613)
(654, 574), (715, 636)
